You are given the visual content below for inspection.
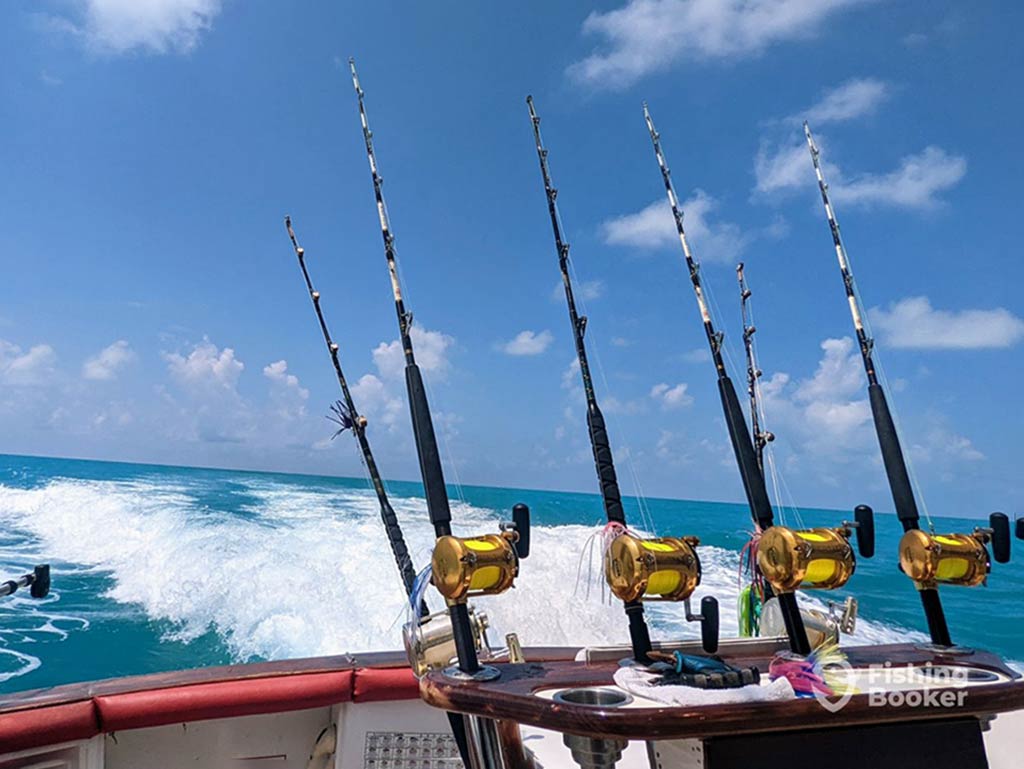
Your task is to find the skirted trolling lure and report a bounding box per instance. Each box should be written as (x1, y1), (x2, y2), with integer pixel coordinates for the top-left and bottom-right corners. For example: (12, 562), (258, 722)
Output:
(769, 641), (854, 700)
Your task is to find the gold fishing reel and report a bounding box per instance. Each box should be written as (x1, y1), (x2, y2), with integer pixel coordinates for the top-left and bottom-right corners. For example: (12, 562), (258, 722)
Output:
(604, 531), (720, 653)
(430, 504), (530, 603)
(605, 533), (701, 602)
(757, 505), (874, 594)
(899, 513), (1011, 589)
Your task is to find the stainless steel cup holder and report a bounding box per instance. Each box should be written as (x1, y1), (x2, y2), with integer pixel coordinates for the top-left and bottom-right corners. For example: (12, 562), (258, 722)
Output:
(553, 686), (633, 707)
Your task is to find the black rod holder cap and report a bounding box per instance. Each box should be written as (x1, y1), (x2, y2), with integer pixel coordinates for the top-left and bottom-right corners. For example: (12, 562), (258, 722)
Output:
(512, 503), (530, 559)
(701, 596), (719, 654)
(990, 513), (1010, 563)
(30, 564), (50, 599)
(854, 505), (875, 558)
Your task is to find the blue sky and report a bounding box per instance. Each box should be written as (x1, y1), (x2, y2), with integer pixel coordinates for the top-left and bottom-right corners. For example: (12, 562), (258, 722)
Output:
(1, 1), (1022, 518)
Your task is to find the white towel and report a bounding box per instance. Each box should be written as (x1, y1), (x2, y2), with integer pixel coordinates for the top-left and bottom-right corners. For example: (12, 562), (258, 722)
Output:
(613, 666), (796, 707)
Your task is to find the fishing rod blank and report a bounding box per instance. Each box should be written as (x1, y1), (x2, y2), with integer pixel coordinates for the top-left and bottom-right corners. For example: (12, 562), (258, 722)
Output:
(350, 60), (529, 682)
(804, 122), (1010, 647)
(643, 104), (811, 656)
(736, 263), (774, 476)
(284, 216), (420, 601)
(1, 565), (50, 600)
(528, 96), (719, 660)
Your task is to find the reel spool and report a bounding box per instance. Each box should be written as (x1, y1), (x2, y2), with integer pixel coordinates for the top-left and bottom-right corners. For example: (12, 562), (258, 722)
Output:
(403, 607), (492, 678)
(605, 534), (701, 602)
(430, 505), (530, 603)
(899, 513), (1010, 589)
(604, 532), (719, 653)
(757, 506), (874, 594)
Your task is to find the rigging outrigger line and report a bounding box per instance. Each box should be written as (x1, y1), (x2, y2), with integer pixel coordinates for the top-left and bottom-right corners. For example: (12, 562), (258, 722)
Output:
(804, 122), (1012, 650)
(0, 565), (50, 600)
(527, 96), (718, 660)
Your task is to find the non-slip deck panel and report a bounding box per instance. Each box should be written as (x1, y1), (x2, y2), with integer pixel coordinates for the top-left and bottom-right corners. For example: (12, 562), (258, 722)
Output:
(0, 700), (100, 753)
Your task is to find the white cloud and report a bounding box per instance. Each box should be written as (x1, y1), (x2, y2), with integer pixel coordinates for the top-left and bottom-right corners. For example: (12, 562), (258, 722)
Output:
(349, 373), (404, 431)
(164, 339), (243, 391)
(755, 140), (965, 209)
(610, 336), (631, 347)
(263, 360), (309, 400)
(372, 327), (454, 381)
(0, 340), (57, 386)
(568, 0), (865, 89)
(61, 0), (223, 55)
(792, 78), (890, 126)
(650, 382), (694, 409)
(83, 340), (135, 381)
(561, 358), (581, 390)
(602, 190), (750, 262)
(834, 147), (966, 209)
(762, 337), (873, 457)
(754, 140), (820, 195)
(868, 297), (1024, 350)
(501, 330), (554, 356)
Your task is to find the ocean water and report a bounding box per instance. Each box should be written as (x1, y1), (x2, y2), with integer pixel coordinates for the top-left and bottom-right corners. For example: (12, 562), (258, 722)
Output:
(0, 453), (1020, 694)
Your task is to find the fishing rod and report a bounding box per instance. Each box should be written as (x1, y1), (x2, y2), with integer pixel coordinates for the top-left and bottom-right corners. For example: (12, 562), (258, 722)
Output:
(804, 122), (1010, 648)
(349, 59), (528, 681)
(528, 96), (717, 661)
(736, 263), (774, 475)
(284, 215), (420, 602)
(642, 104), (814, 656)
(0, 565), (49, 600)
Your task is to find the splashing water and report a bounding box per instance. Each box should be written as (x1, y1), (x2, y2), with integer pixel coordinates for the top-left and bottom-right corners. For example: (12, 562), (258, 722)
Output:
(0, 455), (1019, 692)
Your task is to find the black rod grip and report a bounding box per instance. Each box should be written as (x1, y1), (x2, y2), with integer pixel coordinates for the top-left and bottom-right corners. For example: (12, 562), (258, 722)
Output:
(405, 365), (452, 536)
(718, 377), (774, 530)
(920, 587), (952, 647)
(624, 600), (652, 663)
(586, 403), (625, 525)
(990, 513), (1010, 564)
(868, 384), (919, 531)
(449, 603), (481, 674)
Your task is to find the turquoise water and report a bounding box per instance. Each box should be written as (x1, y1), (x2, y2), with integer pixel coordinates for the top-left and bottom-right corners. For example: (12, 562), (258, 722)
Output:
(0, 453), (1020, 694)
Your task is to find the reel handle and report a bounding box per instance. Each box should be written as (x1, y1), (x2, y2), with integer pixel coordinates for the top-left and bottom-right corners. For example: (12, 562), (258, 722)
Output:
(1017, 518), (1024, 541)
(701, 596), (720, 654)
(853, 504), (875, 558)
(511, 503), (530, 559)
(989, 512), (1010, 564)
(685, 596), (719, 654)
